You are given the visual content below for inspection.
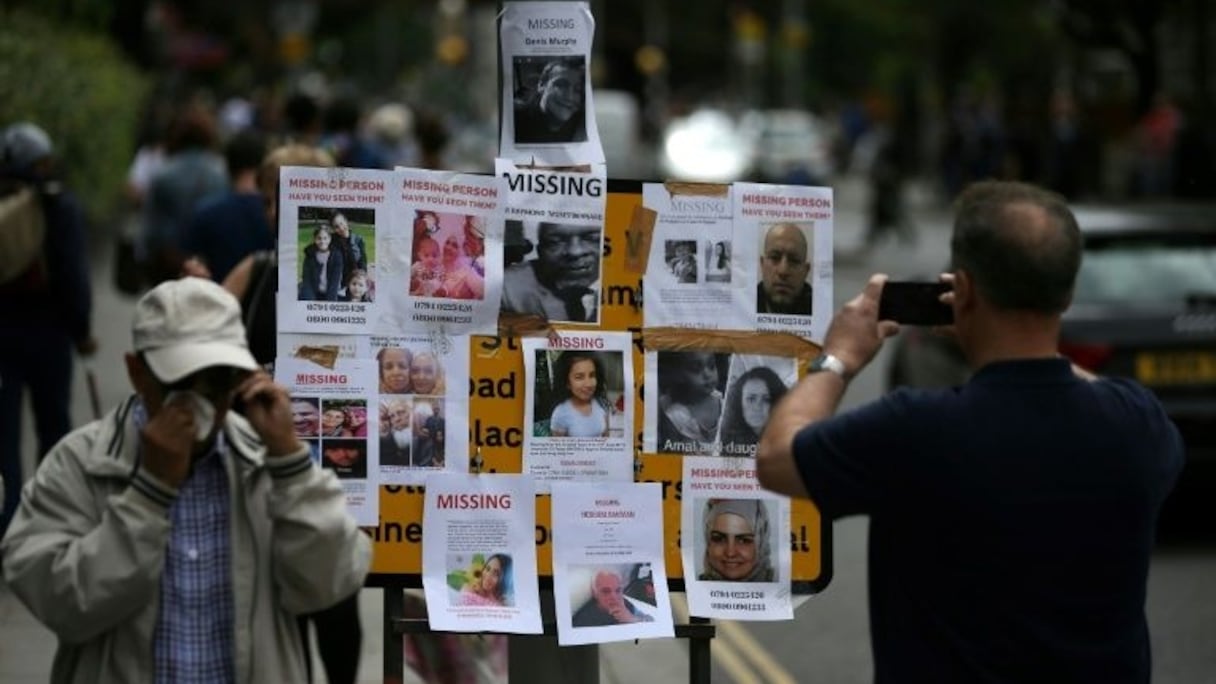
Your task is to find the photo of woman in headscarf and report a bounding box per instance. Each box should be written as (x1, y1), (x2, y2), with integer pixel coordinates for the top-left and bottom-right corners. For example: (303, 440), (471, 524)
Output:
(698, 498), (774, 582)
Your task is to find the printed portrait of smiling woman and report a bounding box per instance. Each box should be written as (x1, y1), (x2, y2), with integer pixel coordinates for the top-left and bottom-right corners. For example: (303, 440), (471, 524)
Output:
(699, 498), (774, 582)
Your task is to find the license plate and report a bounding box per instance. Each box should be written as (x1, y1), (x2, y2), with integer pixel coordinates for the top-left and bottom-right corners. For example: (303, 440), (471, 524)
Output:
(1135, 351), (1216, 385)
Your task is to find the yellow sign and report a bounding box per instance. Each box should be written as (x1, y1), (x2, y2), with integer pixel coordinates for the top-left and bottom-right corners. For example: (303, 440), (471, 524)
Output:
(369, 182), (827, 590)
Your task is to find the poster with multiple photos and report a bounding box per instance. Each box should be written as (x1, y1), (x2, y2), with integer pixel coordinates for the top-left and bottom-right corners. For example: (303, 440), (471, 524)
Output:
(275, 356), (379, 525)
(642, 351), (799, 456)
(499, 1), (604, 166)
(642, 184), (755, 330)
(369, 334), (471, 485)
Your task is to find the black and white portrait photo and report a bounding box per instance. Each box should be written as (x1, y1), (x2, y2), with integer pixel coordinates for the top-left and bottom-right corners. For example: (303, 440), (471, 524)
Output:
(513, 56), (588, 145)
(501, 219), (604, 323)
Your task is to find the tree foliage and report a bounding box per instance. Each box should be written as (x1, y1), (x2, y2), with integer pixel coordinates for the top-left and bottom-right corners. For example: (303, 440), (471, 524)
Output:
(0, 9), (148, 221)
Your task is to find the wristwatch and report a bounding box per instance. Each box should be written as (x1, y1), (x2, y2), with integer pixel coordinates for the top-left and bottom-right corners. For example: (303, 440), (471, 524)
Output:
(807, 353), (849, 380)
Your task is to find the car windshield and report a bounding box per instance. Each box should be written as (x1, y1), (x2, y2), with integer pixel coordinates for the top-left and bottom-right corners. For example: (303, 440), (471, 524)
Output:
(1074, 240), (1216, 306)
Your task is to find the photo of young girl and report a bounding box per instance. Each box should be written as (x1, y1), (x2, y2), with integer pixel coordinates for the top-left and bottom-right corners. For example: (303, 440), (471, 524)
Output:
(345, 269), (373, 302)
(655, 351), (730, 453)
(534, 349), (626, 438)
(547, 351), (610, 438)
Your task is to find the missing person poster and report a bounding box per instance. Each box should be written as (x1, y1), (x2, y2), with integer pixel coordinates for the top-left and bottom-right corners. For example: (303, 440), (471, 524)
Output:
(551, 482), (673, 645)
(277, 165), (392, 335)
(377, 168), (505, 335)
(642, 351), (798, 456)
(276, 165), (505, 336)
(370, 333), (471, 485)
(421, 473), (543, 634)
(496, 160), (607, 325)
(275, 356), (379, 525)
(735, 182), (834, 342)
(681, 457), (793, 621)
(521, 332), (634, 493)
(499, 2), (604, 166)
(642, 183), (754, 330)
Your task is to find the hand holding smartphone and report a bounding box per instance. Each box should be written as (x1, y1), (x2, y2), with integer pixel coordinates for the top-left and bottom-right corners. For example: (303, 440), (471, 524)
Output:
(879, 281), (953, 325)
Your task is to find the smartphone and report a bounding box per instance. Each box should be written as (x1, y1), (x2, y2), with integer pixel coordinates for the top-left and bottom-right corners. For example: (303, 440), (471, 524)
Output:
(879, 281), (953, 325)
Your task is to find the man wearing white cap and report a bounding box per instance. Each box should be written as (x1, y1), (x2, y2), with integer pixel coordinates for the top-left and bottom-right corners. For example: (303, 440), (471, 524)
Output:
(1, 277), (371, 683)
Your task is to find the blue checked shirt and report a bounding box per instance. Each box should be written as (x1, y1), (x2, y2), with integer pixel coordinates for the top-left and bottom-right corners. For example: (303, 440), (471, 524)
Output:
(136, 403), (236, 684)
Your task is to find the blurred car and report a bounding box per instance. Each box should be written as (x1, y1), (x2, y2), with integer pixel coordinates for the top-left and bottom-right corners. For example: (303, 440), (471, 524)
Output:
(886, 203), (1216, 463)
(739, 108), (835, 185)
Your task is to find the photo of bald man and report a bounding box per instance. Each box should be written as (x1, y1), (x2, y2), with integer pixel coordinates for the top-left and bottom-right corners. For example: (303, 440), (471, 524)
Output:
(756, 222), (813, 316)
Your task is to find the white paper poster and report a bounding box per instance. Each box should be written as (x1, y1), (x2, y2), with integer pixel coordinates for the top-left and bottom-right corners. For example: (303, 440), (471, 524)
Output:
(681, 457), (793, 621)
(378, 168), (505, 335)
(370, 333), (471, 485)
(277, 166), (393, 334)
(421, 473), (543, 634)
(735, 182), (834, 341)
(551, 482), (673, 645)
(521, 332), (634, 492)
(276, 166), (505, 336)
(643, 350), (798, 456)
(275, 356), (379, 525)
(499, 2), (603, 166)
(642, 183), (755, 330)
(496, 160), (607, 325)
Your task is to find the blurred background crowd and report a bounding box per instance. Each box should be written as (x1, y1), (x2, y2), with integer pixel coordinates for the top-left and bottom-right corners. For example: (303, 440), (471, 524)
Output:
(1, 0), (1213, 247)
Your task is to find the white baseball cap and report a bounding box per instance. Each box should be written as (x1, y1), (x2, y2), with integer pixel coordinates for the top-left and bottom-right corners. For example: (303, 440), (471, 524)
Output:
(132, 277), (259, 383)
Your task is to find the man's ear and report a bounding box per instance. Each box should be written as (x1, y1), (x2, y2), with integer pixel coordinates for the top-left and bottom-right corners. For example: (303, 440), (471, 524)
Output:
(952, 269), (979, 314)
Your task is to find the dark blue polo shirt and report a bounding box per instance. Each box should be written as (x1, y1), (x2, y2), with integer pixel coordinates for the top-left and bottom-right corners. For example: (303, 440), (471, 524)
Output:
(794, 358), (1183, 683)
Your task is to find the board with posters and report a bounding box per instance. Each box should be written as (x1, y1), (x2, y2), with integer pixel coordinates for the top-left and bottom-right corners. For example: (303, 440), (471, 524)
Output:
(367, 181), (829, 602)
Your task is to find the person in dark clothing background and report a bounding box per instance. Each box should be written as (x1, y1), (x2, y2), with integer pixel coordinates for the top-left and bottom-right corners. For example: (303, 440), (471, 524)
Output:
(181, 129), (271, 282)
(0, 122), (95, 536)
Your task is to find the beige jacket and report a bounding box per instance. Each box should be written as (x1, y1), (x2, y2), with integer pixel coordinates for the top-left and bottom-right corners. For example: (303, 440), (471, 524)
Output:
(1, 396), (372, 683)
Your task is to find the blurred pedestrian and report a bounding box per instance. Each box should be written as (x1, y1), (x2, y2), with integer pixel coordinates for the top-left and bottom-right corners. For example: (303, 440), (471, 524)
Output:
(1131, 91), (1182, 197)
(140, 103), (228, 285)
(0, 122), (95, 536)
(181, 129), (271, 282)
(757, 180), (1183, 680)
(322, 96), (391, 170)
